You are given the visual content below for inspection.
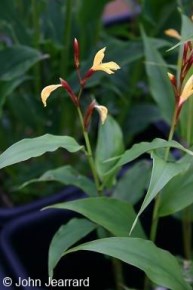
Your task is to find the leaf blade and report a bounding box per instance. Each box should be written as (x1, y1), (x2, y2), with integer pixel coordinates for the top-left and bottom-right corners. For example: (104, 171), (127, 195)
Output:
(64, 237), (191, 290)
(0, 134), (83, 169)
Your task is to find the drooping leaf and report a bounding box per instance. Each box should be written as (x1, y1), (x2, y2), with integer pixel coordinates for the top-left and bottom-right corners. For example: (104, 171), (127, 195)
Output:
(49, 218), (97, 278)
(116, 138), (193, 168)
(47, 197), (145, 238)
(113, 160), (151, 205)
(130, 152), (190, 234)
(0, 134), (83, 169)
(125, 103), (162, 138)
(0, 0), (31, 44)
(0, 76), (29, 115)
(17, 165), (97, 197)
(142, 27), (174, 123)
(95, 115), (124, 187)
(63, 237), (191, 290)
(0, 46), (46, 81)
(158, 157), (193, 216)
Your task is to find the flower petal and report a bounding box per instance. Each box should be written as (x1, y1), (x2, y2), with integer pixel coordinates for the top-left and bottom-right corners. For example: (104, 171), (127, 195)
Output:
(164, 29), (181, 40)
(180, 75), (193, 103)
(92, 47), (106, 68)
(97, 62), (120, 74)
(95, 105), (108, 124)
(41, 84), (62, 107)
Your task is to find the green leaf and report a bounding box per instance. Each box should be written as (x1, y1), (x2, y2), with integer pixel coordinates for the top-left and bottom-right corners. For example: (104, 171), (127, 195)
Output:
(117, 138), (193, 168)
(49, 218), (97, 278)
(47, 197), (145, 239)
(158, 158), (193, 216)
(0, 76), (29, 115)
(125, 103), (162, 137)
(113, 160), (151, 205)
(63, 237), (191, 290)
(0, 46), (46, 81)
(142, 27), (174, 123)
(77, 0), (111, 58)
(95, 115), (124, 186)
(17, 165), (97, 197)
(130, 153), (190, 234)
(0, 134), (83, 169)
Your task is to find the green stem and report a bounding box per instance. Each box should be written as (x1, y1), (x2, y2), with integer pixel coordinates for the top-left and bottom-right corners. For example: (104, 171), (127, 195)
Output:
(32, 0), (41, 96)
(76, 106), (102, 195)
(76, 91), (124, 289)
(144, 106), (178, 290)
(182, 95), (193, 260)
(183, 206), (192, 259)
(112, 258), (125, 290)
(150, 106), (178, 241)
(60, 0), (72, 77)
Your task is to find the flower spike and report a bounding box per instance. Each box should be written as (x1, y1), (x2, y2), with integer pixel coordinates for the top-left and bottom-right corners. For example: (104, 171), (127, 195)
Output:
(41, 84), (62, 107)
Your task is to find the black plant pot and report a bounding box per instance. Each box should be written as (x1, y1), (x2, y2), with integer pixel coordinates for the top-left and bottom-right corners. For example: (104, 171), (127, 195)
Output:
(0, 205), (115, 290)
(0, 187), (147, 290)
(0, 187), (84, 228)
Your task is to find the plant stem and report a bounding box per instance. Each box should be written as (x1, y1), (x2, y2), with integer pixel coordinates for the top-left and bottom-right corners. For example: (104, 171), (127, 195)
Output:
(32, 0), (41, 96)
(112, 258), (125, 290)
(144, 106), (178, 290)
(76, 106), (102, 195)
(150, 106), (178, 241)
(182, 95), (193, 260)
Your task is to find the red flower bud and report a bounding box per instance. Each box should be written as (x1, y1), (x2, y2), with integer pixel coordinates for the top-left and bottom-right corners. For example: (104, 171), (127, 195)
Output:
(83, 100), (96, 130)
(74, 38), (80, 69)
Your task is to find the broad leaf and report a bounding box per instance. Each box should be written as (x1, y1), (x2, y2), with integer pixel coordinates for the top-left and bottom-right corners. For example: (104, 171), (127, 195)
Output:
(0, 76), (29, 115)
(95, 115), (124, 187)
(0, 46), (46, 81)
(142, 28), (174, 123)
(113, 160), (151, 205)
(117, 138), (193, 168)
(0, 134), (83, 169)
(130, 153), (190, 234)
(47, 197), (145, 238)
(49, 218), (96, 278)
(63, 237), (191, 290)
(17, 165), (97, 197)
(158, 158), (193, 217)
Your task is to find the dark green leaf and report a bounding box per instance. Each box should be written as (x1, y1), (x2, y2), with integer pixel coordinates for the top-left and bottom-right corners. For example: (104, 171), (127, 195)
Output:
(0, 46), (46, 81)
(117, 138), (193, 168)
(0, 134), (83, 169)
(17, 165), (97, 197)
(49, 218), (96, 278)
(47, 197), (145, 238)
(113, 160), (151, 205)
(130, 153), (190, 234)
(64, 237), (191, 290)
(142, 28), (174, 123)
(158, 158), (193, 216)
(95, 115), (124, 186)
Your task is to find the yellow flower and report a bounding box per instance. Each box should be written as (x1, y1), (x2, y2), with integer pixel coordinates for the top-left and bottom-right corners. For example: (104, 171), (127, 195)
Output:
(164, 29), (181, 40)
(41, 84), (62, 107)
(95, 105), (108, 124)
(40, 79), (79, 107)
(180, 75), (193, 104)
(91, 47), (120, 74)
